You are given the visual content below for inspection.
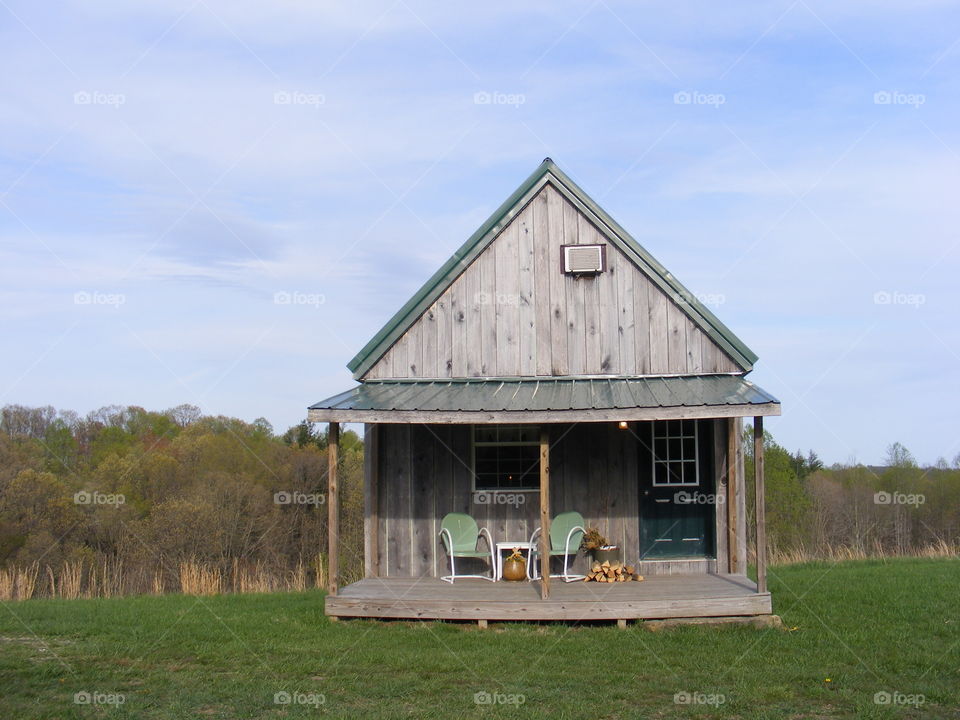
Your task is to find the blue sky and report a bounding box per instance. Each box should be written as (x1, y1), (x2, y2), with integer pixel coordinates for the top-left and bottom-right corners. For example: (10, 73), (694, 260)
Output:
(1, 1), (957, 465)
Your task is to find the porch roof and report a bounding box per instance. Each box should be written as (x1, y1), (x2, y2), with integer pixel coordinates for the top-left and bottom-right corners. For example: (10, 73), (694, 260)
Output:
(307, 374), (780, 424)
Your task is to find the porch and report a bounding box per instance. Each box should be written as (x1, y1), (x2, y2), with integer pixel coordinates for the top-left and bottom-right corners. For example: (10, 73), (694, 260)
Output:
(310, 376), (779, 623)
(325, 573), (772, 622)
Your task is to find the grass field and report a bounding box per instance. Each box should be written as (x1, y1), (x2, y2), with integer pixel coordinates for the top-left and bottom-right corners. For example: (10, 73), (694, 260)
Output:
(0, 558), (957, 719)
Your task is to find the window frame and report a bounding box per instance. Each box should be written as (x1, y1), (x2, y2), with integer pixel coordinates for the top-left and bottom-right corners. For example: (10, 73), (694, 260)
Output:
(650, 419), (700, 487)
(470, 425), (541, 493)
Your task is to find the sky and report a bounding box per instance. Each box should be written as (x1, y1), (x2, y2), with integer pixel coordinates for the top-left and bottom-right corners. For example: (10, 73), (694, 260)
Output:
(0, 1), (958, 466)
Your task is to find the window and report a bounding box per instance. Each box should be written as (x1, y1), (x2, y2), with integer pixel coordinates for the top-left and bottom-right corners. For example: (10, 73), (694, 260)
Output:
(651, 420), (699, 486)
(472, 425), (540, 491)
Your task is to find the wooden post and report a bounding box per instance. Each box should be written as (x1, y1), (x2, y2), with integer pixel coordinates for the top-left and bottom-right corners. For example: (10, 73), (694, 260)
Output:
(726, 417), (738, 574)
(539, 429), (551, 600)
(753, 416), (767, 594)
(363, 424), (379, 578)
(327, 422), (339, 596)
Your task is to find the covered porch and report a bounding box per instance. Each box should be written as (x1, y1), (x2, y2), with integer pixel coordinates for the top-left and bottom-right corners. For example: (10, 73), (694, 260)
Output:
(311, 376), (779, 623)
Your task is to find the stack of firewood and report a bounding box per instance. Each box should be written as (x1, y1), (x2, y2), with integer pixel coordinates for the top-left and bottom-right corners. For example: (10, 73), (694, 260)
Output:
(584, 561), (643, 582)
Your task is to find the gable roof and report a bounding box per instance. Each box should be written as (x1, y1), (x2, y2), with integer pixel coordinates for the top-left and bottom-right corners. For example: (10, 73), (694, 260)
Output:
(348, 159), (759, 380)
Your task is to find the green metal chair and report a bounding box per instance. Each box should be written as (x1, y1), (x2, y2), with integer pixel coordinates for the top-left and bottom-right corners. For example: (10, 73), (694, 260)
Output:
(527, 511), (586, 582)
(438, 513), (496, 583)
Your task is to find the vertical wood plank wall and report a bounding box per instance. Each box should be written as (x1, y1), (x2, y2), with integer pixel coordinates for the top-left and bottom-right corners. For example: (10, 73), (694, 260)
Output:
(363, 184), (740, 380)
(363, 424), (379, 577)
(734, 417), (748, 572)
(713, 418), (729, 573)
(370, 420), (733, 579)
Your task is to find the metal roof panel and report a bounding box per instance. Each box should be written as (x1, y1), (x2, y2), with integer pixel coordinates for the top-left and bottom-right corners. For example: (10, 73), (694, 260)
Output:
(309, 375), (780, 416)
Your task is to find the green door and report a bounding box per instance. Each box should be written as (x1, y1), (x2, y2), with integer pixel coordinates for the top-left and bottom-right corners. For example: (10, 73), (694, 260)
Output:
(639, 420), (715, 560)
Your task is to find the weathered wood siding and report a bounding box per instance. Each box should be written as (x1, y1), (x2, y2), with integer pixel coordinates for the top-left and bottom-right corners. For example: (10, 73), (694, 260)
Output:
(370, 420), (731, 579)
(363, 183), (739, 379)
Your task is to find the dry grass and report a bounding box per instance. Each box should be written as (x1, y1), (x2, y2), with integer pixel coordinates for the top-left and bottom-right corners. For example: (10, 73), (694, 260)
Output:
(5, 545), (951, 600)
(179, 561), (223, 596)
(58, 561), (83, 600)
(0, 556), (326, 601)
(314, 552), (326, 589)
(0, 564), (39, 601)
(152, 566), (166, 595)
(768, 540), (958, 566)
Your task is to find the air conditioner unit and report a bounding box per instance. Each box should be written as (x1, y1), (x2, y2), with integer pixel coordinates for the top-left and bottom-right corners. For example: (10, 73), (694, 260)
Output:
(562, 244), (606, 274)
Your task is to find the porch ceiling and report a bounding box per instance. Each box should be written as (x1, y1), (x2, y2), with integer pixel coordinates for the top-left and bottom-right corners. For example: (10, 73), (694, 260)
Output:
(307, 375), (780, 424)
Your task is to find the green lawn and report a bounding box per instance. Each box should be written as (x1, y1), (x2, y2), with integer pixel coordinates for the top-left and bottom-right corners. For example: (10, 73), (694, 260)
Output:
(0, 558), (957, 719)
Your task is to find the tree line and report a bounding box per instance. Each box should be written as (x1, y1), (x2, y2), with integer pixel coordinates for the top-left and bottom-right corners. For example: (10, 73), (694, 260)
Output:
(0, 404), (363, 599)
(0, 403), (956, 599)
(745, 429), (960, 561)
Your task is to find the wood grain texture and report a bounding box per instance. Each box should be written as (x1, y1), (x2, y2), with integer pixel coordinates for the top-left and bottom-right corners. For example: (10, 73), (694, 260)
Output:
(727, 417), (738, 574)
(436, 292), (452, 378)
(617, 252), (636, 375)
(363, 424), (379, 578)
(753, 416), (767, 593)
(539, 429), (551, 599)
(713, 419), (728, 574)
(495, 218), (520, 375)
(325, 574), (772, 620)
(530, 188), (562, 376)
(516, 205), (536, 376)
(546, 187), (569, 375)
(362, 184), (740, 379)
(451, 283), (466, 377)
(327, 422), (339, 595)
(479, 245), (498, 376)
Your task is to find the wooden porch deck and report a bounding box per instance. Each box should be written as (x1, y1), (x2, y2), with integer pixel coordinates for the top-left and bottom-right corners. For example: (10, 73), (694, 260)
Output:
(325, 573), (772, 622)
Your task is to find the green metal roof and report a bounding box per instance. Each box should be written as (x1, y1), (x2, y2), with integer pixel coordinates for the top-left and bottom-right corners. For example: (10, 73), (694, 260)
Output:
(307, 376), (780, 424)
(347, 158), (760, 380)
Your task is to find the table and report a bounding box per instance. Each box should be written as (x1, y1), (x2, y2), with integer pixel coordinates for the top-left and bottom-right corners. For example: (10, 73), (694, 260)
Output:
(494, 541), (536, 581)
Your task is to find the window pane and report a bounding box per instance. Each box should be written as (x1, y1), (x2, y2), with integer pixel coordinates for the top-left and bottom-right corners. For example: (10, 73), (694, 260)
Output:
(667, 461), (684, 485)
(517, 426), (537, 443)
(654, 438), (667, 460)
(654, 463), (667, 485)
(669, 438), (682, 459)
(475, 426), (496, 443)
(473, 426), (539, 490)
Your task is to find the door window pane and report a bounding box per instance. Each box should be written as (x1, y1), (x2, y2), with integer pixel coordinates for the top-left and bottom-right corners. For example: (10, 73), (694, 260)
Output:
(650, 420), (699, 486)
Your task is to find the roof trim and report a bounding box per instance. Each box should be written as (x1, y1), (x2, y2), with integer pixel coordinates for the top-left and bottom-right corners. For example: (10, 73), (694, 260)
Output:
(308, 404), (781, 424)
(348, 158), (759, 379)
(308, 375), (780, 424)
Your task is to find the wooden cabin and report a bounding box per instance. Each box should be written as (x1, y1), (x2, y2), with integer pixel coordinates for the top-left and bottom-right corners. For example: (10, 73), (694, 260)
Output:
(308, 159), (780, 624)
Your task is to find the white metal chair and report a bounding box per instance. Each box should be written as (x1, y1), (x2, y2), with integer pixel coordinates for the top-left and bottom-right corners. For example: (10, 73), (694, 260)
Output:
(438, 513), (496, 583)
(527, 511), (586, 582)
